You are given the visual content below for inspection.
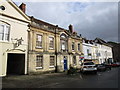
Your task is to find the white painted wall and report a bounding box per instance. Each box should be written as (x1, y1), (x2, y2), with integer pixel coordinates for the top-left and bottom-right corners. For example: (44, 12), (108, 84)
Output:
(0, 1), (29, 76)
(97, 44), (113, 64)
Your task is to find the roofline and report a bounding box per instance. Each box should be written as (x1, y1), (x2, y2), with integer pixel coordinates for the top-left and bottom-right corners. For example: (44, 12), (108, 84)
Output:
(8, 0), (30, 21)
(30, 16), (66, 30)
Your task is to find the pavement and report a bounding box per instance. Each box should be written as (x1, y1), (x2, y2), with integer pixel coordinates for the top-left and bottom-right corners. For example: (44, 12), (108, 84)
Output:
(2, 67), (120, 88)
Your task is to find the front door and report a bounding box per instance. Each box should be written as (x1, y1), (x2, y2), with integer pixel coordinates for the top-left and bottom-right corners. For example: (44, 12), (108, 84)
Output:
(64, 59), (67, 70)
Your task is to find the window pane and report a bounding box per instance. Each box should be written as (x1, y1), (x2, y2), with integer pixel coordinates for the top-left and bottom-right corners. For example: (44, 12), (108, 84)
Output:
(61, 40), (66, 50)
(0, 25), (4, 34)
(72, 42), (74, 50)
(73, 56), (76, 65)
(38, 35), (41, 41)
(50, 56), (55, 66)
(0, 34), (3, 40)
(49, 37), (54, 49)
(5, 26), (9, 34)
(36, 35), (42, 47)
(36, 56), (43, 68)
(78, 44), (80, 51)
(5, 34), (9, 41)
(62, 44), (65, 50)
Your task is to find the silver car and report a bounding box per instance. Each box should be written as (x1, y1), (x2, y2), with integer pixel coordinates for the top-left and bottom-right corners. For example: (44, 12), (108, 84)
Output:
(80, 61), (97, 73)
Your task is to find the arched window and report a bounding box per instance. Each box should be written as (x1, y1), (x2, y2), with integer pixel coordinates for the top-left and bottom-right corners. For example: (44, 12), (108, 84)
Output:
(0, 21), (10, 41)
(60, 33), (68, 51)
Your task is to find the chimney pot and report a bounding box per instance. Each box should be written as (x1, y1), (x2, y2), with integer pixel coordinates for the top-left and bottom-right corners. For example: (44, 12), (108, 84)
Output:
(19, 3), (26, 13)
(69, 24), (73, 33)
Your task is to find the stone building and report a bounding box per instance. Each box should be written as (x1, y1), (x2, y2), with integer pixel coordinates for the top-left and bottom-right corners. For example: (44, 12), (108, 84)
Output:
(28, 16), (83, 74)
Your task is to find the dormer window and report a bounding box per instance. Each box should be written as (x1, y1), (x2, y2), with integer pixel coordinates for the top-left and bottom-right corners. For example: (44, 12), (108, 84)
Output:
(0, 22), (10, 41)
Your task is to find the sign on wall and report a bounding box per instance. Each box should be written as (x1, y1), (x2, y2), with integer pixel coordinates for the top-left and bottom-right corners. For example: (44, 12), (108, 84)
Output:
(80, 56), (84, 60)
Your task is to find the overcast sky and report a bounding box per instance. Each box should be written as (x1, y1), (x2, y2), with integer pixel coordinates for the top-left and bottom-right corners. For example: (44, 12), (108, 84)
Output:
(14, 1), (118, 43)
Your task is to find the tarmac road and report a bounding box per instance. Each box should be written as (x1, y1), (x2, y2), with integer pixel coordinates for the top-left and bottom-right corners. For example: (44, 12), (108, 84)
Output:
(2, 67), (119, 88)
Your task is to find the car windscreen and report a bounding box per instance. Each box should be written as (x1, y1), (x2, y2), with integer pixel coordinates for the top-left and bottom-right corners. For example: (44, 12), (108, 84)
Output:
(84, 62), (94, 65)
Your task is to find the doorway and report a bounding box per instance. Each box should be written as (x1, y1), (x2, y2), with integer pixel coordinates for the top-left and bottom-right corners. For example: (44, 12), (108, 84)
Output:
(64, 56), (68, 70)
(7, 53), (25, 75)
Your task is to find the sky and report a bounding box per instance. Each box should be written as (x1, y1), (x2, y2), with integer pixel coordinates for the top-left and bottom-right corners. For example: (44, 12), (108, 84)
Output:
(13, 0), (119, 43)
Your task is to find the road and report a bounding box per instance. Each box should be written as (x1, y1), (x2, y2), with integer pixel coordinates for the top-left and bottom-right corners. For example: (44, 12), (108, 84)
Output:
(2, 67), (119, 88)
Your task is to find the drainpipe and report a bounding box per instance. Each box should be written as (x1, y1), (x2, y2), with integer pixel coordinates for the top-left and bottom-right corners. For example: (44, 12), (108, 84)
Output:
(27, 26), (30, 75)
(55, 25), (58, 72)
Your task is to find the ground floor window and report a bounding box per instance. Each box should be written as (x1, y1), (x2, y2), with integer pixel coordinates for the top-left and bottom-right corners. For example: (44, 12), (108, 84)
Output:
(36, 55), (43, 69)
(50, 56), (55, 67)
(73, 56), (76, 65)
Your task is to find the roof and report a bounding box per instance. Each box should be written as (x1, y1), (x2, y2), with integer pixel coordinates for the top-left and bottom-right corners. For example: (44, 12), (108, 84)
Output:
(29, 16), (82, 40)
(94, 38), (113, 47)
(8, 0), (30, 21)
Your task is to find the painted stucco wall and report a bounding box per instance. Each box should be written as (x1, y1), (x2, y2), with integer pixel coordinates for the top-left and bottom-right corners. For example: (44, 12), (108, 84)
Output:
(0, 1), (29, 76)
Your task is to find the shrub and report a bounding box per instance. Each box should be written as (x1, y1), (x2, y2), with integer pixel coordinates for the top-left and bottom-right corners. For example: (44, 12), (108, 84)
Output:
(67, 66), (77, 75)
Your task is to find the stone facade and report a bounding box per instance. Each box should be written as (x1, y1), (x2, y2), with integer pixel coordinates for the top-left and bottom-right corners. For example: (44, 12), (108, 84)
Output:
(28, 17), (83, 74)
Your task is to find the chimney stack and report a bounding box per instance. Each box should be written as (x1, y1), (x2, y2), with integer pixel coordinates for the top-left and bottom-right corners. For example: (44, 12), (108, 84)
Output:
(19, 3), (26, 13)
(69, 24), (73, 33)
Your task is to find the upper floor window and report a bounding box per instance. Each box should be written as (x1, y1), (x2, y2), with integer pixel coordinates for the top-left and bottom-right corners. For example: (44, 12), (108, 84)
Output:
(49, 37), (54, 49)
(0, 23), (10, 41)
(60, 33), (68, 51)
(78, 43), (80, 51)
(87, 49), (91, 56)
(36, 34), (42, 48)
(61, 40), (66, 50)
(72, 42), (74, 51)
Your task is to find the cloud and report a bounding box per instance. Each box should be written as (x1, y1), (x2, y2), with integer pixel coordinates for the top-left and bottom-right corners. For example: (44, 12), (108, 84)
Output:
(14, 1), (118, 42)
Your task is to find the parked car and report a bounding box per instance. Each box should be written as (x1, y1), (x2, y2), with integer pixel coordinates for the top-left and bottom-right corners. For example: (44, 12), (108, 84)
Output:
(116, 62), (120, 67)
(80, 61), (97, 74)
(110, 62), (120, 67)
(96, 64), (106, 71)
(110, 63), (118, 67)
(101, 63), (111, 70)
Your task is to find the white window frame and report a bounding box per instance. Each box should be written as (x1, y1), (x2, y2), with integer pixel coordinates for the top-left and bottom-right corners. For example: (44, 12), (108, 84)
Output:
(49, 37), (54, 49)
(36, 55), (43, 69)
(61, 40), (66, 50)
(0, 24), (10, 42)
(49, 56), (55, 67)
(36, 34), (42, 48)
